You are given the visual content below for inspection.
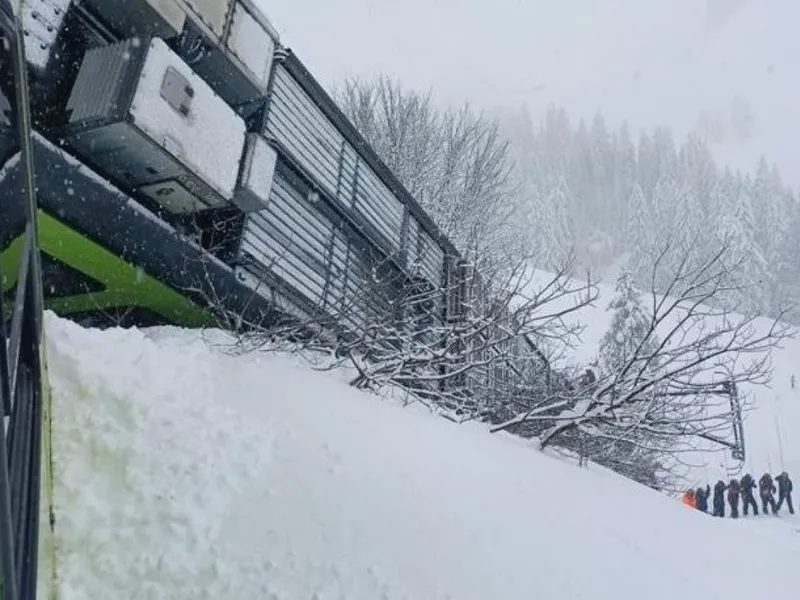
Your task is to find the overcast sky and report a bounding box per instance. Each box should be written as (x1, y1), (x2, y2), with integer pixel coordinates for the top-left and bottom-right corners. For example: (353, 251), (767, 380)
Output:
(256, 0), (799, 185)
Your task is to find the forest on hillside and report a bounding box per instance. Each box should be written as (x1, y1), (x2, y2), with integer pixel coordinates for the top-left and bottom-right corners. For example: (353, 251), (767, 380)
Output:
(498, 106), (800, 322)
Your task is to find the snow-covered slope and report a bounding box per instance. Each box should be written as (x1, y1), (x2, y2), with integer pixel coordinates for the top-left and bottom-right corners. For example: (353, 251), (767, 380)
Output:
(43, 312), (800, 599)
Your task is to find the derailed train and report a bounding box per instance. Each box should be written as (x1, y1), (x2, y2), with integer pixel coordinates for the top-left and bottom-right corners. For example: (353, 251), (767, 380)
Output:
(0, 0), (747, 487)
(1, 0), (486, 336)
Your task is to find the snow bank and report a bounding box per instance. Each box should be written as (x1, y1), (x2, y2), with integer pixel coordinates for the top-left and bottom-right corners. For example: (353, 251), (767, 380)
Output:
(44, 312), (800, 599)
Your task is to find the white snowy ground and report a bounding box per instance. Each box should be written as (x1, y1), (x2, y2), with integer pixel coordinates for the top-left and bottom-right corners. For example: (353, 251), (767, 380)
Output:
(42, 312), (800, 599)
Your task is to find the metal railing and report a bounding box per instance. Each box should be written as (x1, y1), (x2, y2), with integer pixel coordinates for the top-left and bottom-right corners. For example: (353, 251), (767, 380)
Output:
(0, 5), (46, 598)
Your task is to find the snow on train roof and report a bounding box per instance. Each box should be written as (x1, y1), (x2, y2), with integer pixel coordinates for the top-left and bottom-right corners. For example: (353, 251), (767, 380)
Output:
(21, 0), (70, 69)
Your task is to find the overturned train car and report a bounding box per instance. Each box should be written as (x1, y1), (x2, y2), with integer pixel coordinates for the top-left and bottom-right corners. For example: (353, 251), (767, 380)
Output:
(1, 0), (463, 336)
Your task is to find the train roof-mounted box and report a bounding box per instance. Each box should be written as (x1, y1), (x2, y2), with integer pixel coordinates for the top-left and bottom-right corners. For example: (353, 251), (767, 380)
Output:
(234, 132), (278, 213)
(78, 0), (279, 115)
(176, 0), (278, 114)
(62, 36), (246, 215)
(77, 0), (187, 40)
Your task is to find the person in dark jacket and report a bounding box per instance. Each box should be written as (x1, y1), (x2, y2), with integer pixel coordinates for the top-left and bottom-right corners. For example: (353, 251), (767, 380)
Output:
(740, 473), (759, 516)
(775, 471), (794, 515)
(758, 472), (778, 515)
(728, 478), (741, 518)
(712, 480), (727, 517)
(695, 484), (711, 513)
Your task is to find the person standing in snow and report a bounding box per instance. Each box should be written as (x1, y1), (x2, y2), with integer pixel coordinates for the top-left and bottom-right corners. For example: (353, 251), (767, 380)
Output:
(695, 485), (711, 513)
(682, 489), (697, 509)
(727, 478), (741, 518)
(712, 480), (727, 517)
(740, 473), (759, 516)
(775, 472), (794, 515)
(758, 472), (778, 515)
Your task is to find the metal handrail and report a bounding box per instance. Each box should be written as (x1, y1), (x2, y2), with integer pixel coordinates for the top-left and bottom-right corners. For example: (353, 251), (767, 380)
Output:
(0, 7), (46, 599)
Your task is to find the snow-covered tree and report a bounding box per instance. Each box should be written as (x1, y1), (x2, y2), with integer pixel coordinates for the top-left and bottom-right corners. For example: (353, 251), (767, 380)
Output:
(495, 240), (792, 461)
(612, 123), (637, 247)
(678, 134), (717, 216)
(335, 76), (522, 283)
(734, 174), (772, 313)
(627, 183), (649, 251)
(598, 269), (659, 374)
(774, 197), (800, 313)
(537, 173), (575, 268)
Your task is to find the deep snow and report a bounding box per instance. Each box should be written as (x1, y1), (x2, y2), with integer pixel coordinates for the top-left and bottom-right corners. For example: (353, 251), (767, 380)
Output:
(42, 312), (800, 599)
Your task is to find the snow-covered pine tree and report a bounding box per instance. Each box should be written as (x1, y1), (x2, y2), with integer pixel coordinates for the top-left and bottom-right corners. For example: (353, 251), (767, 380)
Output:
(774, 195), (800, 315)
(626, 183), (651, 279)
(637, 130), (658, 194)
(612, 122), (637, 250)
(648, 178), (681, 286)
(540, 173), (575, 268)
(569, 118), (592, 240)
(752, 158), (778, 254)
(589, 112), (615, 235)
(598, 269), (659, 375)
(652, 127), (679, 183)
(750, 157), (792, 311)
(672, 181), (706, 261)
(678, 134), (717, 217)
(733, 173), (772, 313)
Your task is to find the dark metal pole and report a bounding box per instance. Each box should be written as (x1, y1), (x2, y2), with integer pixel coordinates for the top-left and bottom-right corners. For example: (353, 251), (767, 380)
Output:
(0, 256), (11, 418)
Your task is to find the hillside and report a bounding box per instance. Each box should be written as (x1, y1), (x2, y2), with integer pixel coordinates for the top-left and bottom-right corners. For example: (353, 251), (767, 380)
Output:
(42, 312), (800, 598)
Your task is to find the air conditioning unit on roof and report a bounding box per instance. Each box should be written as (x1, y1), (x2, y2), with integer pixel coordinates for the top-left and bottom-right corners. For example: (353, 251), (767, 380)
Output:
(77, 0), (279, 114)
(62, 36), (246, 214)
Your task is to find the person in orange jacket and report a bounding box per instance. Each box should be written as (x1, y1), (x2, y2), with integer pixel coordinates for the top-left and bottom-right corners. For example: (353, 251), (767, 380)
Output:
(682, 489), (697, 509)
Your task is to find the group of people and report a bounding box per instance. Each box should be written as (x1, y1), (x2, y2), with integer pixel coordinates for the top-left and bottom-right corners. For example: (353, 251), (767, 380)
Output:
(682, 471), (794, 518)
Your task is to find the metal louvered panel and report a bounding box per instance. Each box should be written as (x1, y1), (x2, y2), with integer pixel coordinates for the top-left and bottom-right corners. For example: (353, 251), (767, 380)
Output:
(265, 66), (344, 202)
(324, 230), (349, 314)
(341, 242), (368, 329)
(353, 166), (404, 249)
(337, 142), (358, 208)
(65, 38), (133, 124)
(239, 172), (334, 305)
(417, 230), (445, 286)
(265, 65), (405, 253)
(407, 217), (420, 263)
